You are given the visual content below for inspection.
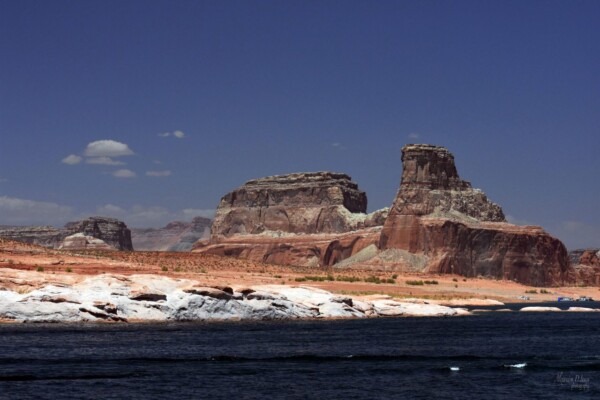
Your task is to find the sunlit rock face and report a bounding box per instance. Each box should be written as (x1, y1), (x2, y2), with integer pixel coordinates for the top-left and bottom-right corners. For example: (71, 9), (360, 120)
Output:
(379, 144), (571, 287)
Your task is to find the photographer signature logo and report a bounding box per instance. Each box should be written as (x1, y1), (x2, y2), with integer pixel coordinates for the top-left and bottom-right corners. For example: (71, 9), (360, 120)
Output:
(555, 372), (590, 391)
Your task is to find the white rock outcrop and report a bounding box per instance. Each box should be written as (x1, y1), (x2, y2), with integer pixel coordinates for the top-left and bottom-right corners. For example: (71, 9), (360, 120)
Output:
(0, 272), (464, 323)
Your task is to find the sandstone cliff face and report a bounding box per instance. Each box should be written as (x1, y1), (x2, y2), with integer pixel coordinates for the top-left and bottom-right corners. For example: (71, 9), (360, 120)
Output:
(569, 249), (600, 286)
(195, 172), (386, 266)
(211, 172), (374, 237)
(0, 217), (133, 251)
(132, 217), (211, 251)
(379, 144), (571, 286)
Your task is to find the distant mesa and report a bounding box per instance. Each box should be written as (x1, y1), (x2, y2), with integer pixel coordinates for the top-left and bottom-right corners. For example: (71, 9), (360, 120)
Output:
(131, 216), (211, 251)
(0, 216), (133, 251)
(195, 144), (587, 287)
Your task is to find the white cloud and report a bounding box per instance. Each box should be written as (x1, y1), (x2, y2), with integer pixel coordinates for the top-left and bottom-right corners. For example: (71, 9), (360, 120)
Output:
(408, 132), (421, 139)
(96, 204), (126, 215)
(86, 156), (125, 166)
(61, 154), (82, 165)
(182, 208), (215, 219)
(112, 169), (136, 178)
(0, 196), (75, 226)
(84, 140), (134, 157)
(146, 170), (172, 177)
(505, 214), (537, 226)
(158, 130), (186, 139)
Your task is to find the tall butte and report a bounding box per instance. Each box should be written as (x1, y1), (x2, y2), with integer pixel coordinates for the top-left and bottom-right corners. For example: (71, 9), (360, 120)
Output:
(379, 144), (571, 286)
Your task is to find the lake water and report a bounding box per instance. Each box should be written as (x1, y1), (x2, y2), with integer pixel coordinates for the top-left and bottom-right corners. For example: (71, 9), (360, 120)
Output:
(0, 312), (599, 399)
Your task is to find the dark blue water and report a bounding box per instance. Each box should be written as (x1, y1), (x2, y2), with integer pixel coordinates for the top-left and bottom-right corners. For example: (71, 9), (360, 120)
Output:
(0, 313), (599, 399)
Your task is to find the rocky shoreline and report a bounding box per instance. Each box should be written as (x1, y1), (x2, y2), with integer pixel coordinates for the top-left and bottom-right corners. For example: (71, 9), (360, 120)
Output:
(1, 268), (597, 324)
(0, 269), (468, 323)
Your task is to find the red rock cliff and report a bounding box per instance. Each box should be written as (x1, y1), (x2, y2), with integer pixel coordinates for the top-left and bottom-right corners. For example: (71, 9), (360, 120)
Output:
(379, 144), (571, 286)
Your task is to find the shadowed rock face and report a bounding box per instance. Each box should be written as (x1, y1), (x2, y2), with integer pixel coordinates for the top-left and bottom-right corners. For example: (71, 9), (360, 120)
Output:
(379, 144), (571, 286)
(0, 217), (133, 251)
(211, 172), (370, 237)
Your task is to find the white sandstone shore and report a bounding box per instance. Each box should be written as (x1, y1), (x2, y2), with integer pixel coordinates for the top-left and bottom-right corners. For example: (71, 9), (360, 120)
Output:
(0, 271), (465, 323)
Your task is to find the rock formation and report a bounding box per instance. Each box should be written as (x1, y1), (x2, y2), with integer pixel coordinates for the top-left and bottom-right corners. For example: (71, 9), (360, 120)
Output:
(211, 172), (379, 237)
(378, 144), (571, 286)
(569, 249), (600, 286)
(58, 233), (114, 250)
(194, 172), (387, 266)
(132, 217), (211, 251)
(0, 216), (133, 251)
(0, 269), (465, 323)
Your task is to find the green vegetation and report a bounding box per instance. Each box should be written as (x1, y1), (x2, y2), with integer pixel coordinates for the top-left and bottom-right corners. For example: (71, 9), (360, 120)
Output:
(540, 289), (550, 294)
(336, 276), (361, 283)
(406, 280), (424, 286)
(65, 267), (73, 273)
(36, 266), (44, 272)
(424, 280), (438, 285)
(161, 266), (168, 272)
(525, 289), (538, 294)
(295, 275), (335, 282)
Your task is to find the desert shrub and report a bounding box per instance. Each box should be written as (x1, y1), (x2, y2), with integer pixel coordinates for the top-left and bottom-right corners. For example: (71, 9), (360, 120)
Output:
(452, 278), (458, 282)
(36, 266), (44, 272)
(161, 266), (168, 272)
(406, 280), (424, 286)
(295, 277), (307, 282)
(540, 289), (550, 294)
(336, 276), (361, 283)
(525, 289), (538, 294)
(424, 280), (438, 285)
(65, 267), (72, 273)
(364, 276), (383, 284)
(392, 274), (398, 279)
(274, 275), (282, 279)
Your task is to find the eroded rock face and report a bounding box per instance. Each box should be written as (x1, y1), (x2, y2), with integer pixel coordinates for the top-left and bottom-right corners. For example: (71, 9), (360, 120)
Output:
(63, 217), (133, 251)
(195, 172), (387, 267)
(379, 144), (571, 286)
(0, 217), (133, 251)
(211, 172), (370, 237)
(132, 217), (211, 251)
(58, 233), (114, 251)
(569, 249), (600, 286)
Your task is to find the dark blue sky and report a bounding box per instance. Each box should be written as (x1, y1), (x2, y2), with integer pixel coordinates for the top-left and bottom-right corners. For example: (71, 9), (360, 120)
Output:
(1, 0), (599, 249)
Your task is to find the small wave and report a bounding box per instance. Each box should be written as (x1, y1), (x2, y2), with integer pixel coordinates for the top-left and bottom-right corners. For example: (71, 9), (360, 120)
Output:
(504, 363), (527, 369)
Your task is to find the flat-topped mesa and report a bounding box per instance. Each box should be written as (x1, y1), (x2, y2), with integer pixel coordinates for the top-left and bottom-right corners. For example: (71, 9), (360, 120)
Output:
(63, 217), (133, 251)
(390, 144), (505, 222)
(211, 172), (370, 237)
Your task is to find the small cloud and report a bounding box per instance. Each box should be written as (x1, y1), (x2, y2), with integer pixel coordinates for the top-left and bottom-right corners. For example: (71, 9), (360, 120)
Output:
(331, 142), (347, 150)
(146, 170), (172, 177)
(61, 154), (82, 165)
(153, 160), (163, 165)
(505, 214), (536, 226)
(332, 142), (341, 147)
(86, 156), (125, 166)
(158, 130), (186, 139)
(408, 132), (421, 139)
(84, 140), (134, 157)
(97, 204), (126, 215)
(0, 196), (74, 225)
(182, 208), (215, 219)
(112, 169), (136, 178)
